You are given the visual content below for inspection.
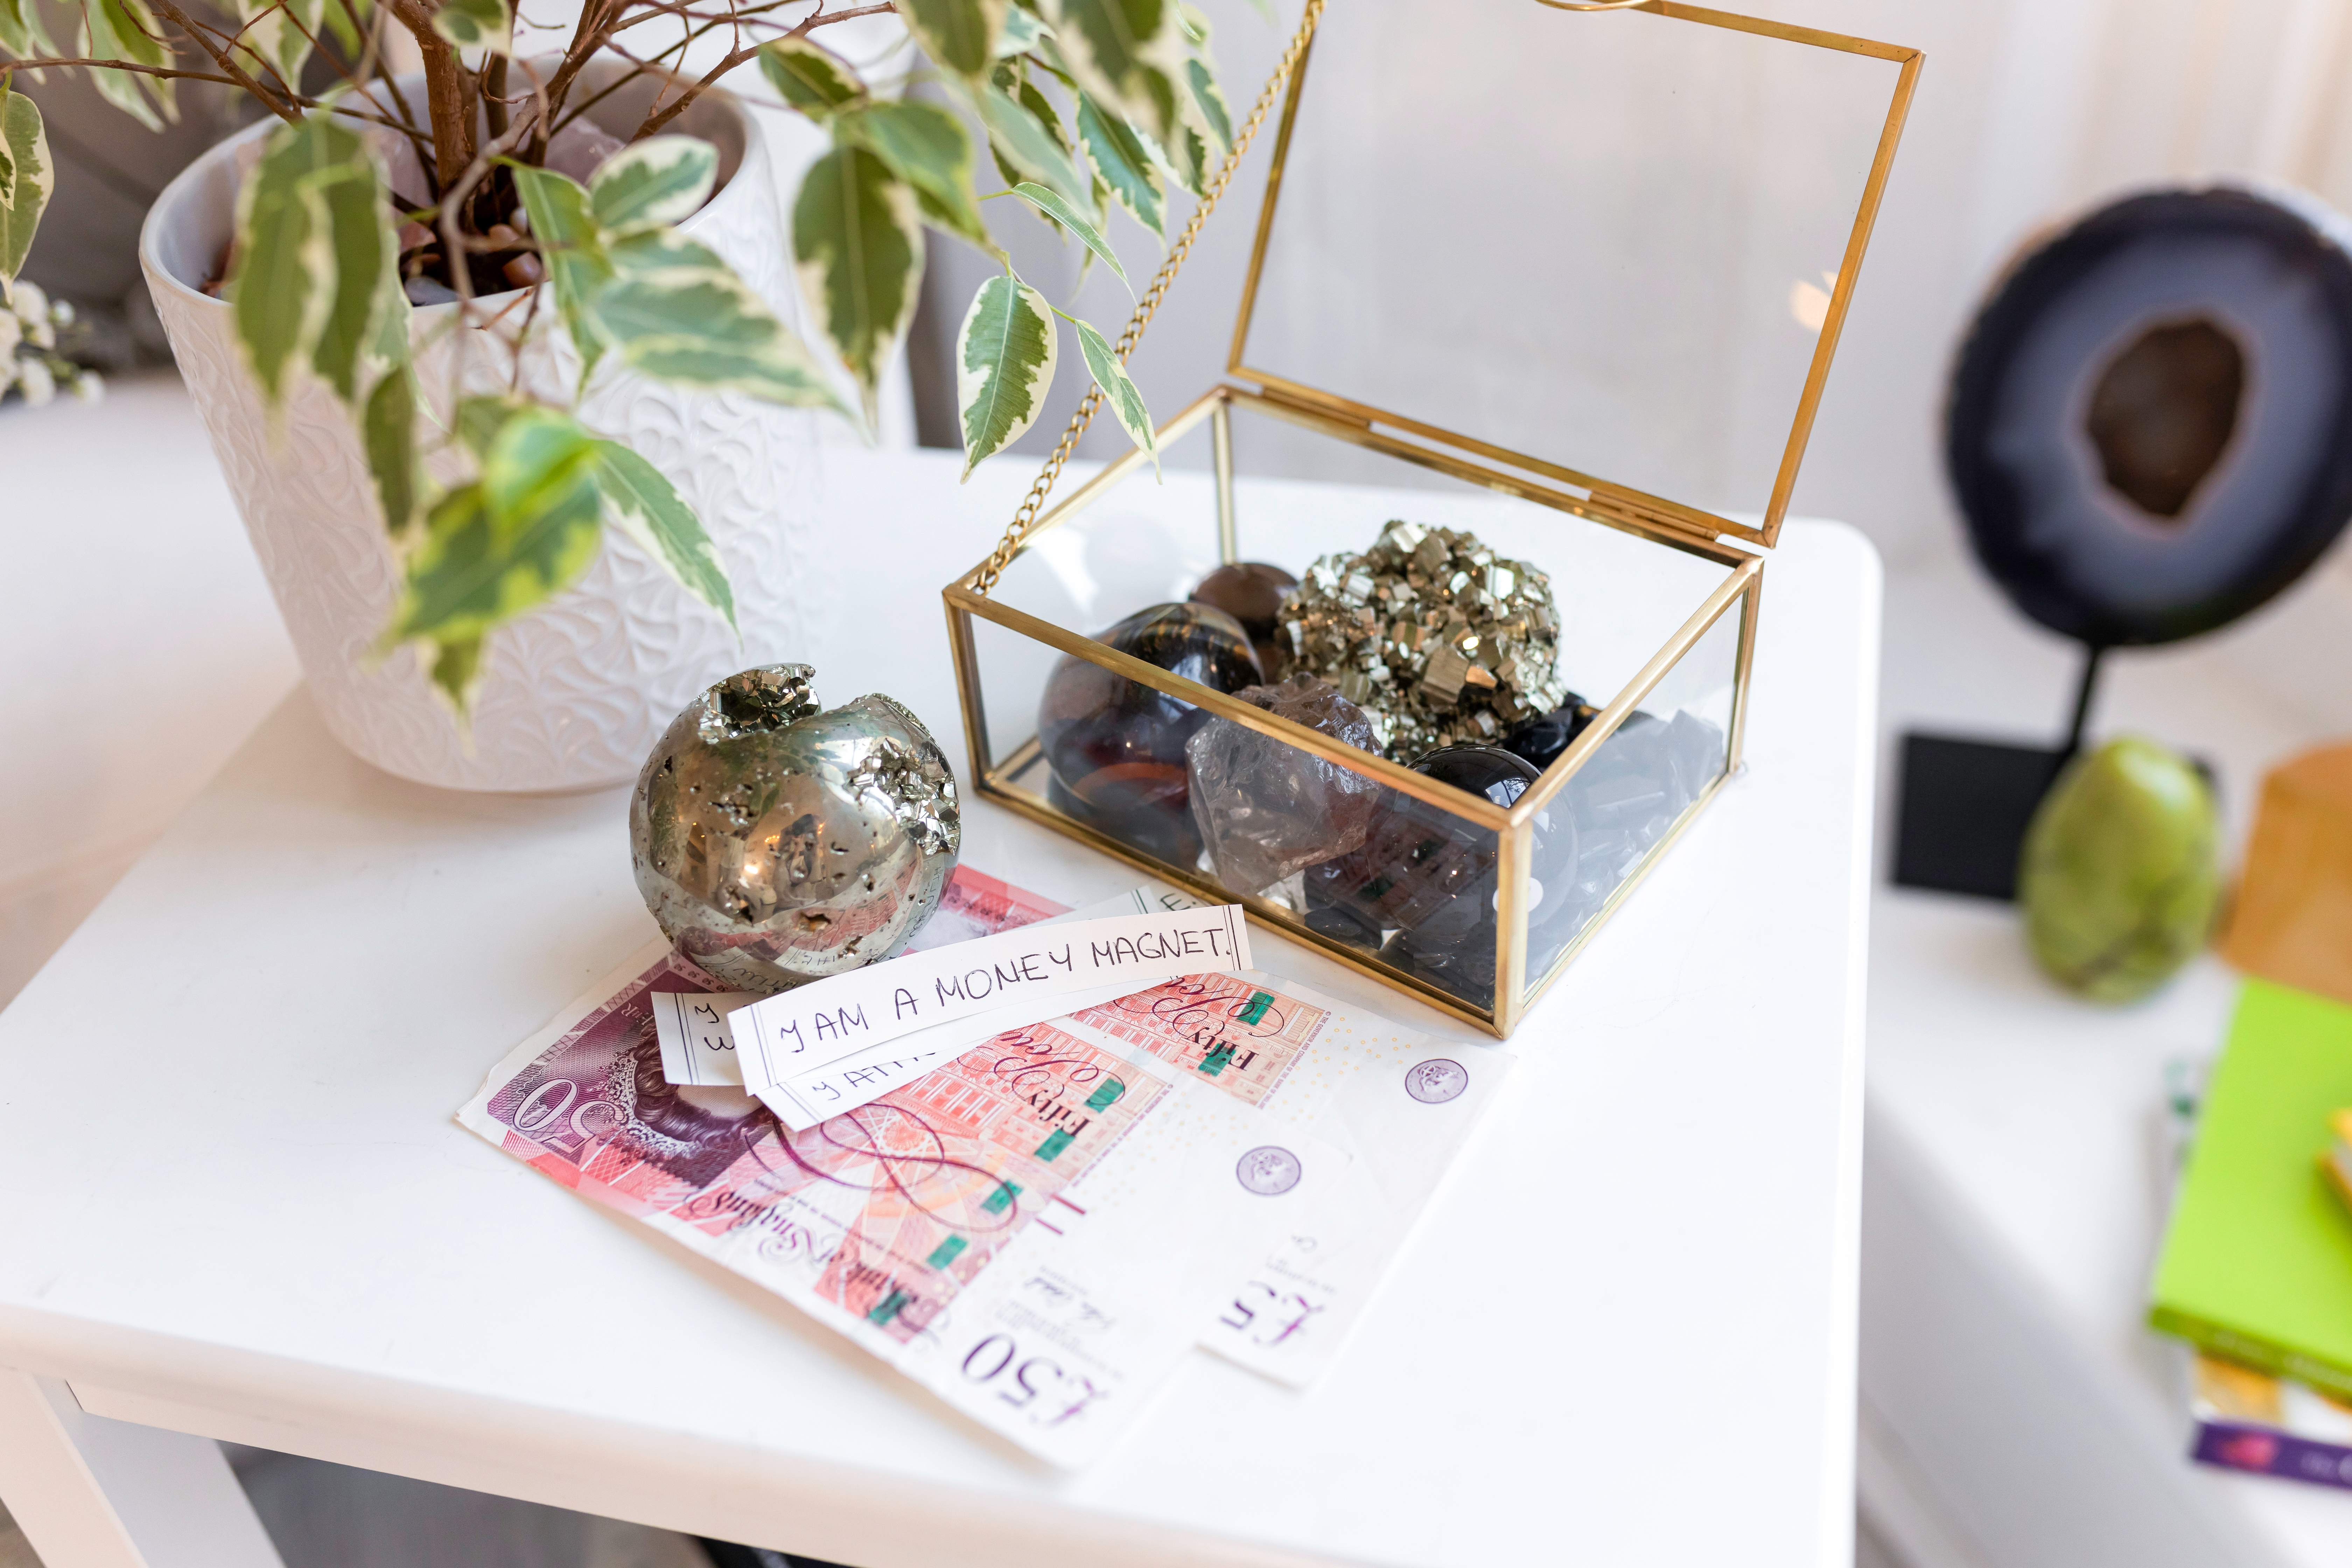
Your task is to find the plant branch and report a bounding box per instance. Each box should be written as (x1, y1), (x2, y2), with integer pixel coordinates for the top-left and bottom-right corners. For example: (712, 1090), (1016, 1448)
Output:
(147, 0), (304, 120)
(0, 54), (249, 87)
(631, 1), (892, 139)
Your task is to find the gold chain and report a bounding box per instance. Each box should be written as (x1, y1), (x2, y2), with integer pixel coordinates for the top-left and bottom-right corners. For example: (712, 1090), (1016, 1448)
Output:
(972, 0), (1326, 595)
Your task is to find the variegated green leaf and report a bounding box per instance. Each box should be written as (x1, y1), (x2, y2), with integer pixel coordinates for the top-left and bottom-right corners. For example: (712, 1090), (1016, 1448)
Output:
(1176, 2), (1206, 46)
(592, 268), (852, 416)
(235, 0), (323, 100)
(996, 7), (1048, 55)
(1185, 56), (1229, 149)
(81, 0), (176, 128)
(606, 229), (726, 278)
(363, 366), (421, 536)
(792, 144), (922, 429)
(507, 162), (613, 380)
(589, 440), (735, 631)
(1009, 180), (1127, 294)
(0, 84), (52, 286)
(894, 0), (1003, 77)
(758, 35), (866, 117)
(319, 0), (367, 57)
(1075, 92), (1160, 238)
(0, 0), (60, 59)
(1135, 117), (1204, 197)
(386, 411), (605, 649)
(431, 0), (509, 52)
(1043, 0), (1185, 149)
(229, 115), (354, 407)
(1071, 312), (1156, 474)
(976, 78), (1092, 219)
(422, 631), (485, 716)
(455, 393), (526, 457)
(842, 99), (993, 252)
(955, 273), (1054, 478)
(305, 154), (394, 404)
(589, 134), (716, 234)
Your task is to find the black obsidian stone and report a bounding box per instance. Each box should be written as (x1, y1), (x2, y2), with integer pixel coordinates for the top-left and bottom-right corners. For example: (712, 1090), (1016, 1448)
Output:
(1190, 561), (1300, 680)
(1302, 743), (1577, 1011)
(1040, 602), (1264, 864)
(1947, 185), (2352, 646)
(1502, 692), (1600, 771)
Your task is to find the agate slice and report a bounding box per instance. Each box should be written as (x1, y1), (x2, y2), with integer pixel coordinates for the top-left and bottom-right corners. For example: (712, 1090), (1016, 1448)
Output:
(1946, 185), (2352, 646)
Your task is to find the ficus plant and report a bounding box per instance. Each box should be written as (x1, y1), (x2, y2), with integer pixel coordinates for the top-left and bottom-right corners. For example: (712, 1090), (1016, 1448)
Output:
(0, 0), (1246, 713)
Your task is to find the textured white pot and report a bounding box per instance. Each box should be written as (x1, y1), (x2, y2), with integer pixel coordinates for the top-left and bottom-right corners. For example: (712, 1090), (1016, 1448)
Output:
(139, 75), (844, 792)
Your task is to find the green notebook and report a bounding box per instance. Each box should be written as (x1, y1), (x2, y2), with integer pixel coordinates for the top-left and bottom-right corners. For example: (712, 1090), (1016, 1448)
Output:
(2152, 980), (2352, 1398)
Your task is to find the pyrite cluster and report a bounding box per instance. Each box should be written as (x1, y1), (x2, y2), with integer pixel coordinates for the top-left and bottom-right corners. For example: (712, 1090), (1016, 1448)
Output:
(631, 664), (961, 993)
(1278, 519), (1571, 760)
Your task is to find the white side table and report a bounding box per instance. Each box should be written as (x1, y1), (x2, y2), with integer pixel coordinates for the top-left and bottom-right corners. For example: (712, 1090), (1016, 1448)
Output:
(0, 449), (1883, 1568)
(1860, 543), (2352, 1568)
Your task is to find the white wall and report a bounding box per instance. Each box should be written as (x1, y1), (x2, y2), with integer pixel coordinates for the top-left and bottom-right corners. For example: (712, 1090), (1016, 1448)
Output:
(914, 0), (2352, 733)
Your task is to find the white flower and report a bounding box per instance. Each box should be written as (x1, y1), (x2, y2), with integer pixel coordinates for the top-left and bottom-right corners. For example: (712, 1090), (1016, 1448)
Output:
(18, 358), (54, 406)
(11, 279), (46, 326)
(72, 369), (105, 403)
(48, 298), (75, 329)
(0, 309), (19, 362)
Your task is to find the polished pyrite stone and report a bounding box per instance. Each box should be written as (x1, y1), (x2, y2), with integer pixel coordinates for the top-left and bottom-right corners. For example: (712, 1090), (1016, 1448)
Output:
(1039, 602), (1264, 865)
(1303, 743), (1577, 1010)
(1191, 561), (1301, 681)
(1278, 519), (1569, 761)
(631, 664), (962, 994)
(1186, 675), (1383, 896)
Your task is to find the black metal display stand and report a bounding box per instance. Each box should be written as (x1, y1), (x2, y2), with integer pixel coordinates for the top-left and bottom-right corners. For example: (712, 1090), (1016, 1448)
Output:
(1892, 647), (2104, 901)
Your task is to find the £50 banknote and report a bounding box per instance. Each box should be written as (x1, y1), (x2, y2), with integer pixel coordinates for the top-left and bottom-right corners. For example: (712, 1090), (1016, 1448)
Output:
(456, 939), (1342, 1466)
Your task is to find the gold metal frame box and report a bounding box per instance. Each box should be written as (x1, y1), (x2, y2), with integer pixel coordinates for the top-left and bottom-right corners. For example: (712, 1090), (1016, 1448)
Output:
(942, 1), (1920, 1036)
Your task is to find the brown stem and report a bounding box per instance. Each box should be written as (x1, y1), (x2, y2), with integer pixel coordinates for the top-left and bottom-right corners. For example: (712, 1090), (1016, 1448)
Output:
(388, 2), (479, 198)
(148, 0), (302, 120)
(483, 52), (509, 137)
(630, 1), (891, 138)
(2, 54), (249, 86)
(532, 0), (618, 158)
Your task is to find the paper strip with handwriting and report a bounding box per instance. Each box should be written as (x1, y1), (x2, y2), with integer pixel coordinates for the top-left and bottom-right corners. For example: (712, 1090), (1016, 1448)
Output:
(752, 886), (1252, 1128)
(651, 990), (757, 1086)
(456, 939), (1343, 1467)
(660, 867), (1073, 1091)
(737, 904), (1250, 1125)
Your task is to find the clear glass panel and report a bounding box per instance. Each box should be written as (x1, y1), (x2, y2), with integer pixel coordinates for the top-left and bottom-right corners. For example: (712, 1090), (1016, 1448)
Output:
(965, 401), (1741, 1018)
(1237, 4), (1903, 525)
(1522, 595), (1744, 999)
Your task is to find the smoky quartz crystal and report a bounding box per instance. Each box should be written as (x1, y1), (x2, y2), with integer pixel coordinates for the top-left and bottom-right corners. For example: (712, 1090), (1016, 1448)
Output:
(1185, 675), (1383, 897)
(1302, 742), (1577, 1010)
(1191, 561), (1301, 681)
(630, 664), (961, 993)
(1039, 602), (1263, 864)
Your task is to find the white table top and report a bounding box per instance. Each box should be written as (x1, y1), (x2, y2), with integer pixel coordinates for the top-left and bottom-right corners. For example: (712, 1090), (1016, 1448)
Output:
(1866, 540), (2352, 1567)
(0, 448), (1881, 1568)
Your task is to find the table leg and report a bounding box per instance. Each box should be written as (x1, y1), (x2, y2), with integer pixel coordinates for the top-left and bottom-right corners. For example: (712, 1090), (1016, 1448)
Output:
(0, 1372), (285, 1568)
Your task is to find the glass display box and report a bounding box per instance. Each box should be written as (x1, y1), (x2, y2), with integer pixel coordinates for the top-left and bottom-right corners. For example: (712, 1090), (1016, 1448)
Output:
(942, 0), (1920, 1036)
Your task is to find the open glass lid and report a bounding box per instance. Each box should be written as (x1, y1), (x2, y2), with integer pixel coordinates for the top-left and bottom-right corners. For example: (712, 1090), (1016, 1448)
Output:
(1227, 1), (1919, 550)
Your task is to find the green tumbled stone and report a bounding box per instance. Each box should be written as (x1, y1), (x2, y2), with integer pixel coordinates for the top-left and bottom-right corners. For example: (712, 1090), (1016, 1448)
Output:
(2019, 735), (2221, 1003)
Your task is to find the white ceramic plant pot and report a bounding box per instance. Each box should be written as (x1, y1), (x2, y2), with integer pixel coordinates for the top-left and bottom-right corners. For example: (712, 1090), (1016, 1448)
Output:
(139, 74), (845, 792)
